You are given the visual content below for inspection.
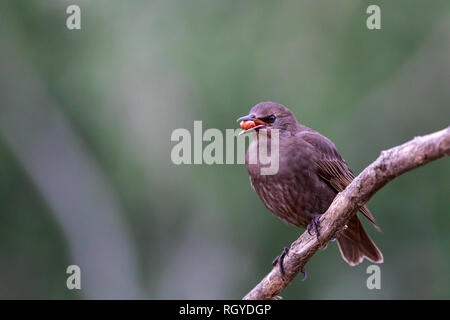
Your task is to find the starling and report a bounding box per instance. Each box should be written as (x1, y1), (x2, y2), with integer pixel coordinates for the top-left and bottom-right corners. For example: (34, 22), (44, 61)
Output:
(237, 102), (383, 278)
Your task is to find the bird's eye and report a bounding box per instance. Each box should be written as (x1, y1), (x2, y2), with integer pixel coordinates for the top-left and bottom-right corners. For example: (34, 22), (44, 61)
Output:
(266, 115), (276, 123)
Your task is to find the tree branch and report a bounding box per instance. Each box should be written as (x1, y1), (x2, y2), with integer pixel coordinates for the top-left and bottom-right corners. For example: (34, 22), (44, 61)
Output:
(243, 126), (450, 300)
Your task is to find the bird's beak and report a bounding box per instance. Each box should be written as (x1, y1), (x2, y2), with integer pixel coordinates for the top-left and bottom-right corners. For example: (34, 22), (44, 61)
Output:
(236, 114), (257, 122)
(236, 114), (267, 135)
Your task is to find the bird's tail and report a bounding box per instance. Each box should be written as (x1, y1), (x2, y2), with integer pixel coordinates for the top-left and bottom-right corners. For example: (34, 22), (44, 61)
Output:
(337, 215), (383, 266)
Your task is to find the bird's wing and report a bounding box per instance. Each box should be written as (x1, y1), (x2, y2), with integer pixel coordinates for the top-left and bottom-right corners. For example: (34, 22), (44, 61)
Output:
(300, 131), (381, 231)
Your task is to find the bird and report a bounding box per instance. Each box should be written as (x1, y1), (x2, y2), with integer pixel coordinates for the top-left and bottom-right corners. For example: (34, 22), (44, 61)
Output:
(237, 101), (383, 279)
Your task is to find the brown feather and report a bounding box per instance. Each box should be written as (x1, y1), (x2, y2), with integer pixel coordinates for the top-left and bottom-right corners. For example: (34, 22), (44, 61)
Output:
(337, 215), (383, 266)
(301, 132), (381, 231)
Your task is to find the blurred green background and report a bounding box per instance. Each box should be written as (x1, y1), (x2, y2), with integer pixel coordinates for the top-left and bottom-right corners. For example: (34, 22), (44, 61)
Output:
(0, 0), (449, 299)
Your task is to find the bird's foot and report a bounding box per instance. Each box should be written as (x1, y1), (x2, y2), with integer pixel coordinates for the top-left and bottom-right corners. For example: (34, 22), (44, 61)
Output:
(301, 265), (307, 281)
(272, 246), (289, 281)
(307, 214), (322, 242)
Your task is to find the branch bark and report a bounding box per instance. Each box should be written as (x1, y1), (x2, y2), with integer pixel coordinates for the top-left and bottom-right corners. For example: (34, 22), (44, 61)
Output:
(243, 126), (450, 300)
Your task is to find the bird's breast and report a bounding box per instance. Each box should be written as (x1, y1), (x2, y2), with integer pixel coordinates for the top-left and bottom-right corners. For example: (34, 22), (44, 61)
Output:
(246, 135), (336, 228)
(249, 173), (314, 227)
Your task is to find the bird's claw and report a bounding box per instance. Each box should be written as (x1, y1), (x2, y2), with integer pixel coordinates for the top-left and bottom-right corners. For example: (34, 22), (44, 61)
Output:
(301, 266), (307, 281)
(272, 247), (289, 281)
(307, 214), (322, 242)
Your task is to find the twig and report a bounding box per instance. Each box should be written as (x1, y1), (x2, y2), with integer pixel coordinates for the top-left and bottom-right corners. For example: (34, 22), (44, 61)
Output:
(243, 126), (450, 300)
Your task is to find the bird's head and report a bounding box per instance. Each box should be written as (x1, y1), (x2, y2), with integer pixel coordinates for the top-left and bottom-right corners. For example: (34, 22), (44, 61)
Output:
(237, 101), (298, 135)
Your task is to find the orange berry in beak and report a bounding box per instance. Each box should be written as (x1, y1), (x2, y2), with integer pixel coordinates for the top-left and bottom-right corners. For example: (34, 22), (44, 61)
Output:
(240, 120), (256, 130)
